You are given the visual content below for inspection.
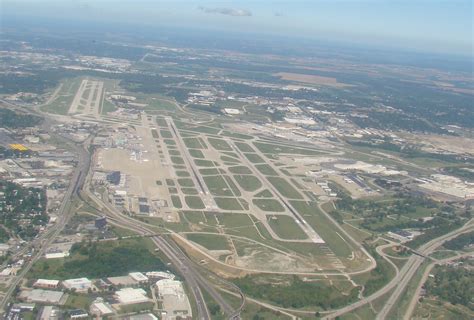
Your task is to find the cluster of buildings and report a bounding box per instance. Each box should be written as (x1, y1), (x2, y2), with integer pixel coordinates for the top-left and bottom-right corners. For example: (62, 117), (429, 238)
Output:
(53, 122), (97, 142)
(0, 125), (77, 257)
(418, 174), (474, 200)
(63, 55), (132, 74)
(11, 270), (191, 319)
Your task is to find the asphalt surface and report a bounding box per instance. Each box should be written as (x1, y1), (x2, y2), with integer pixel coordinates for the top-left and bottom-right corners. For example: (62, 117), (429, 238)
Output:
(82, 183), (242, 320)
(375, 222), (474, 319)
(403, 250), (474, 319)
(324, 220), (474, 319)
(0, 101), (91, 313)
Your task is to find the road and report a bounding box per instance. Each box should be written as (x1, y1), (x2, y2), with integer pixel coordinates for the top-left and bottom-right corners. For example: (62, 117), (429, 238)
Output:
(403, 250), (474, 319)
(0, 102), (91, 313)
(323, 220), (474, 319)
(375, 222), (473, 320)
(81, 173), (242, 320)
(1, 90), (244, 319)
(73, 110), (242, 319)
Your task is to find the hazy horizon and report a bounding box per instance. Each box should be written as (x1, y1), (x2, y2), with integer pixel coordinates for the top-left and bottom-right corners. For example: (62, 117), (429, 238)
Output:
(1, 0), (473, 57)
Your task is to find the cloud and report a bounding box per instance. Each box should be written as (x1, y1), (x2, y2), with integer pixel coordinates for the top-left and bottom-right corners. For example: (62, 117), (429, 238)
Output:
(198, 6), (252, 17)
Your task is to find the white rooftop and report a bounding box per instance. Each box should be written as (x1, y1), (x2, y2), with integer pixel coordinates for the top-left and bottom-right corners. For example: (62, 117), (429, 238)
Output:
(116, 288), (149, 305)
(156, 279), (186, 297)
(34, 279), (60, 286)
(129, 272), (148, 282)
(146, 271), (175, 280)
(21, 289), (64, 304)
(63, 278), (92, 289)
(91, 302), (114, 315)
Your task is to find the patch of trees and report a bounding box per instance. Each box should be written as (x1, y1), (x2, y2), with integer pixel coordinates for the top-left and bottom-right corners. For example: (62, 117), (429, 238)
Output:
(14, 34), (150, 61)
(350, 111), (445, 134)
(373, 178), (402, 189)
(59, 240), (166, 279)
(443, 231), (474, 251)
(0, 68), (76, 94)
(406, 219), (463, 249)
(233, 275), (359, 310)
(443, 166), (474, 181)
(0, 108), (42, 128)
(333, 187), (466, 244)
(362, 247), (394, 295)
(425, 265), (474, 309)
(335, 190), (438, 219)
(0, 180), (47, 240)
(0, 227), (9, 243)
(188, 104), (221, 115)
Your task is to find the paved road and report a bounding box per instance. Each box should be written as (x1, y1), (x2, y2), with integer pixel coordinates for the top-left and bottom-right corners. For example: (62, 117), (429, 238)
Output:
(0, 99), (242, 320)
(0, 103), (91, 312)
(324, 220), (473, 319)
(82, 179), (242, 320)
(403, 250), (474, 319)
(79, 110), (243, 319)
(375, 222), (473, 320)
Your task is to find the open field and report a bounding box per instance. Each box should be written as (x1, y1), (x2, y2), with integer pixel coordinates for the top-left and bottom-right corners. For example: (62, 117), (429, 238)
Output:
(413, 298), (473, 320)
(186, 233), (230, 251)
(41, 77), (84, 114)
(77, 94), (375, 275)
(8, 32), (474, 320)
(234, 175), (262, 192)
(267, 177), (304, 199)
(267, 215), (308, 240)
(275, 72), (350, 87)
(253, 199), (285, 212)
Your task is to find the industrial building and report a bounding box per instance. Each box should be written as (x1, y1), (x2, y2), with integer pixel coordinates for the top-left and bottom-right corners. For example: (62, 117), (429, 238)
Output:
(129, 272), (149, 284)
(90, 298), (114, 318)
(156, 279), (192, 320)
(94, 216), (107, 229)
(128, 314), (158, 320)
(145, 271), (175, 280)
(69, 309), (89, 319)
(107, 275), (138, 287)
(106, 171), (121, 185)
(19, 289), (65, 304)
(62, 278), (92, 292)
(11, 303), (35, 313)
(115, 288), (150, 305)
(34, 279), (60, 289)
(38, 306), (59, 320)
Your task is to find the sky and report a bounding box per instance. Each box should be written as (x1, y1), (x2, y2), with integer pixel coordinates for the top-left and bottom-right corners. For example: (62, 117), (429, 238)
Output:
(1, 0), (473, 56)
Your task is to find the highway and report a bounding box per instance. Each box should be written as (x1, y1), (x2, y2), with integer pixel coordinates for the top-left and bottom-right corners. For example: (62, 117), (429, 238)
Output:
(81, 174), (242, 320)
(0, 103), (91, 313)
(0, 101), (233, 320)
(324, 220), (474, 319)
(375, 221), (473, 319)
(403, 250), (474, 319)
